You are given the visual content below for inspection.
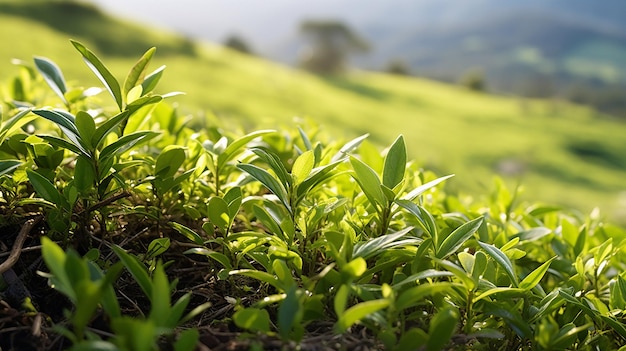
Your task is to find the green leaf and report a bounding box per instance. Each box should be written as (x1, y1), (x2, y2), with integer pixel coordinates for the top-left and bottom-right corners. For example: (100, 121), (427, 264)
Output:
(396, 200), (438, 239)
(74, 155), (96, 193)
(33, 108), (77, 133)
(382, 135), (406, 189)
(145, 238), (171, 260)
(513, 227), (552, 242)
(26, 169), (61, 205)
(478, 241), (519, 286)
(111, 245), (152, 298)
(155, 146), (186, 178)
(99, 131), (158, 160)
(401, 174), (455, 201)
(436, 217), (484, 259)
(75, 111), (96, 148)
(295, 160), (343, 202)
(341, 257), (367, 280)
(184, 248), (232, 270)
(123, 47), (156, 100)
(141, 65), (166, 95)
(278, 285), (302, 339)
(331, 133), (369, 162)
(217, 129), (275, 169)
(350, 156), (386, 210)
(38, 135), (87, 157)
(0, 160), (21, 177)
(34, 56), (67, 103)
(174, 328), (199, 351)
(233, 308), (271, 333)
(238, 163), (290, 212)
(427, 306), (460, 351)
(40, 236), (75, 301)
(353, 226), (417, 260)
(292, 150), (315, 184)
(229, 269), (283, 291)
(519, 257), (555, 290)
(250, 148), (292, 189)
(149, 263), (172, 327)
(0, 108), (36, 144)
(91, 110), (129, 149)
(334, 299), (390, 334)
(334, 284), (350, 316)
(392, 269), (454, 290)
(71, 40), (123, 110)
(208, 197), (230, 233)
(169, 222), (204, 245)
(224, 186), (242, 219)
(395, 282), (455, 311)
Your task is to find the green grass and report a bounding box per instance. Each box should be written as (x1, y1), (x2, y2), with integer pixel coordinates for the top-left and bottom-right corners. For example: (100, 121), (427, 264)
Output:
(2, 1), (626, 222)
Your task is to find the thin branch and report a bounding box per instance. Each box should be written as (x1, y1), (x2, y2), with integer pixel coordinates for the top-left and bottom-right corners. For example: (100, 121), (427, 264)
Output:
(0, 216), (42, 275)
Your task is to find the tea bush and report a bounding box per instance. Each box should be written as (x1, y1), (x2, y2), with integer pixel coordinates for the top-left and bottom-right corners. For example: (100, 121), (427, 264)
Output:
(1, 41), (626, 350)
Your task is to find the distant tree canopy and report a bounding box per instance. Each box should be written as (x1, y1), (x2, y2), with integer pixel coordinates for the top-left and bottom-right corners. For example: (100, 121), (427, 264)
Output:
(223, 34), (254, 55)
(386, 59), (411, 76)
(298, 19), (369, 74)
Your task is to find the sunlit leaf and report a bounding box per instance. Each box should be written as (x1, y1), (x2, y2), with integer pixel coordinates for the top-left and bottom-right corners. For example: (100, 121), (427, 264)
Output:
(34, 56), (67, 103)
(123, 47), (156, 99)
(71, 40), (123, 110)
(334, 299), (389, 334)
(382, 135), (406, 189)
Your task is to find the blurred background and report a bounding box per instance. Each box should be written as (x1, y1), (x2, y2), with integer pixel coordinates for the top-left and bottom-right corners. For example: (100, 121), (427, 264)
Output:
(2, 0), (626, 222)
(91, 0), (626, 112)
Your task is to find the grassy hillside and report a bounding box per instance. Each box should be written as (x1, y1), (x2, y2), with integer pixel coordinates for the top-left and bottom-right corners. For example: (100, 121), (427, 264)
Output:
(2, 1), (626, 222)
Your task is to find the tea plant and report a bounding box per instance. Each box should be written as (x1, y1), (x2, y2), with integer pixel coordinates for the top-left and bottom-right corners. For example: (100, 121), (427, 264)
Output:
(1, 41), (626, 351)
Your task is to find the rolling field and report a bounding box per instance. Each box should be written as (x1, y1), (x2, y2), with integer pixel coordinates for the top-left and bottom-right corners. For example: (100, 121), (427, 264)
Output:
(2, 1), (626, 222)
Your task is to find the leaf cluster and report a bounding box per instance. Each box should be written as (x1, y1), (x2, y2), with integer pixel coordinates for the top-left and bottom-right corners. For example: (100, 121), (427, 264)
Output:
(1, 41), (626, 351)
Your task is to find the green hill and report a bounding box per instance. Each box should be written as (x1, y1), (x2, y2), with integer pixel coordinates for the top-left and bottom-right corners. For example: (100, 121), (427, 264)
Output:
(2, 1), (626, 222)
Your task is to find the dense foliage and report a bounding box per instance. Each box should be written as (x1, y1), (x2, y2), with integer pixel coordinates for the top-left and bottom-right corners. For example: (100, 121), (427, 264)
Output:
(2, 42), (626, 351)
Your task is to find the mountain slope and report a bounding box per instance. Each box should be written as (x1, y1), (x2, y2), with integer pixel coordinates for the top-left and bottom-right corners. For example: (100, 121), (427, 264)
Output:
(2, 1), (626, 222)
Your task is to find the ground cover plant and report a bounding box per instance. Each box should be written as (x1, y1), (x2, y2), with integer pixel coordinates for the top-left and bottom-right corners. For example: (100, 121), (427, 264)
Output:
(3, 1), (626, 224)
(2, 41), (626, 351)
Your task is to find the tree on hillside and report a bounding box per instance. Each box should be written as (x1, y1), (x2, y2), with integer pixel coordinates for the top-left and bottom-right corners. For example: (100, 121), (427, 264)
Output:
(298, 20), (369, 74)
(223, 34), (254, 55)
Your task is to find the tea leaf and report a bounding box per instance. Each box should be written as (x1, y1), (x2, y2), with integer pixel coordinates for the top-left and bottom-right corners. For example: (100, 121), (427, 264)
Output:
(99, 131), (158, 160)
(208, 197), (230, 233)
(112, 245), (152, 298)
(233, 308), (270, 333)
(75, 111), (96, 147)
(401, 174), (455, 202)
(155, 146), (186, 178)
(382, 135), (406, 189)
(292, 150), (315, 184)
(238, 164), (290, 211)
(34, 56), (67, 103)
(217, 129), (275, 169)
(0, 160), (21, 177)
(74, 155), (96, 193)
(350, 156), (386, 209)
(26, 169), (62, 205)
(71, 40), (123, 111)
(141, 65), (166, 95)
(123, 47), (156, 100)
(169, 222), (204, 245)
(427, 306), (459, 351)
(91, 110), (129, 149)
(353, 226), (415, 260)
(519, 256), (555, 291)
(331, 133), (369, 162)
(436, 216), (483, 259)
(334, 299), (390, 334)
(479, 241), (519, 286)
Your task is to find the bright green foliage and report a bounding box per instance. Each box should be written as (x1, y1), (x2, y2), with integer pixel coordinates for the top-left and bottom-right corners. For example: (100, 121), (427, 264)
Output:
(2, 41), (626, 350)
